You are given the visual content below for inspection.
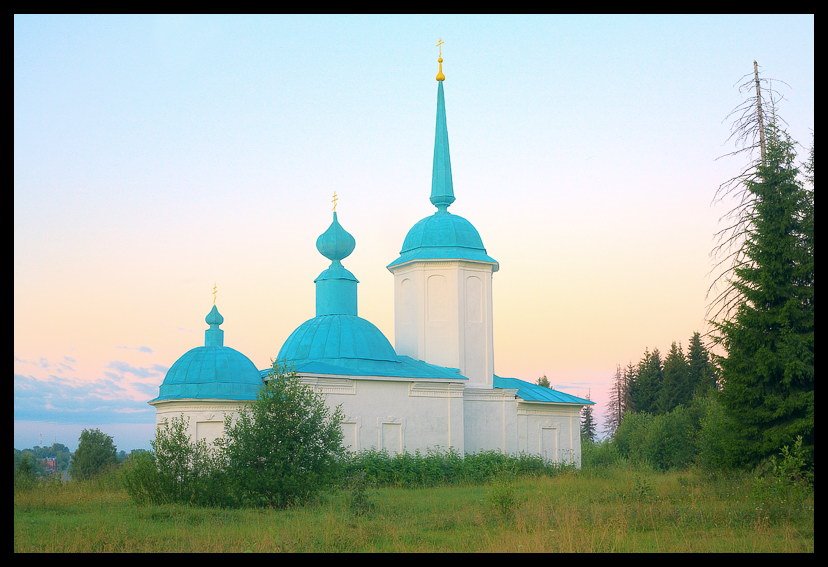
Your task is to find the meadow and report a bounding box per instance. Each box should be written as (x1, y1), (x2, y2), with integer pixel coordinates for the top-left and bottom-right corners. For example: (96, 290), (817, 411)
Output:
(14, 464), (813, 553)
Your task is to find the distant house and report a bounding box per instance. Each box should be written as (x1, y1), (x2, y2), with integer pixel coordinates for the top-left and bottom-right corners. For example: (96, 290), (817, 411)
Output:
(40, 457), (57, 474)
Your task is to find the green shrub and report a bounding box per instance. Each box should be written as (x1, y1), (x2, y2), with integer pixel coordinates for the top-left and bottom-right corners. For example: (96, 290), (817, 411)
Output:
(581, 439), (625, 469)
(695, 392), (743, 471)
(768, 435), (812, 486)
(339, 448), (566, 488)
(646, 406), (696, 470)
(614, 411), (655, 465)
(614, 407), (700, 471)
(122, 416), (229, 507)
(221, 371), (345, 508)
(347, 470), (375, 517)
(121, 450), (159, 505)
(14, 453), (39, 491)
(488, 480), (521, 523)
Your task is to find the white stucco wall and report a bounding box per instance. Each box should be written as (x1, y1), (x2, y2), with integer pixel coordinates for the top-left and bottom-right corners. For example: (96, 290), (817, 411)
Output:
(463, 387), (519, 454)
(150, 381), (585, 467)
(516, 402), (582, 467)
(390, 261), (495, 387)
(150, 399), (250, 446)
(300, 375), (466, 455)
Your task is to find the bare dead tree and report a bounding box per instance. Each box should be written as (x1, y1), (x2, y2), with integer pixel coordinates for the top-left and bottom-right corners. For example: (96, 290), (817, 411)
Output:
(603, 364), (624, 438)
(706, 61), (790, 337)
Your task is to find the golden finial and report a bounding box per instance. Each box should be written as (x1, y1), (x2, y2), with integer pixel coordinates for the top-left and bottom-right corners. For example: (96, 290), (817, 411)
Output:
(435, 38), (445, 81)
(332, 191), (339, 212)
(212, 283), (217, 305)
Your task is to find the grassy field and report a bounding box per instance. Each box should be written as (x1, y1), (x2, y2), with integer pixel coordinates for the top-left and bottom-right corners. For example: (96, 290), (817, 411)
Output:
(14, 466), (813, 552)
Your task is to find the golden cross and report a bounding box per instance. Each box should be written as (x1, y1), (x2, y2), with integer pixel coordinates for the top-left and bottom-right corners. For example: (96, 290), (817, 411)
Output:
(332, 191), (338, 212)
(436, 38), (444, 58)
(212, 283), (217, 305)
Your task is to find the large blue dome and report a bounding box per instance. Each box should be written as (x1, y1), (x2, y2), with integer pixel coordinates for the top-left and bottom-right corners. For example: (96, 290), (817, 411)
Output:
(154, 345), (263, 401)
(278, 314), (397, 364)
(387, 210), (499, 270)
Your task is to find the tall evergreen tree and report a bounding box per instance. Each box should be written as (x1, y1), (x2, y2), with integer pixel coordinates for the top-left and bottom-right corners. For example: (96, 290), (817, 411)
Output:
(580, 394), (596, 443)
(713, 125), (814, 468)
(629, 348), (663, 414)
(659, 342), (691, 412)
(687, 331), (717, 396)
(536, 375), (551, 388)
(622, 362), (635, 414)
(604, 364), (624, 436)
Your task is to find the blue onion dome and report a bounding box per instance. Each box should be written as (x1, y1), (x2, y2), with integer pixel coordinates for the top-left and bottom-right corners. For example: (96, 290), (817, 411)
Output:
(205, 304), (224, 326)
(316, 212), (356, 264)
(151, 304), (263, 402)
(278, 314), (397, 364)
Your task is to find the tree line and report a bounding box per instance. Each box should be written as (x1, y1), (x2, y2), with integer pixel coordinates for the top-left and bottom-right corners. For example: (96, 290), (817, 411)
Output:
(587, 62), (813, 478)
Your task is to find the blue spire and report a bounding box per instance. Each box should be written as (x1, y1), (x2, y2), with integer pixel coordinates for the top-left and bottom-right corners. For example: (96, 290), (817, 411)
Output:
(204, 305), (224, 347)
(430, 81), (455, 212)
(314, 211), (358, 316)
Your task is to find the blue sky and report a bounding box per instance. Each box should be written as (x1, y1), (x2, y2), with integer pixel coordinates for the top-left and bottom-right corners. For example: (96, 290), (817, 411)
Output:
(14, 14), (814, 450)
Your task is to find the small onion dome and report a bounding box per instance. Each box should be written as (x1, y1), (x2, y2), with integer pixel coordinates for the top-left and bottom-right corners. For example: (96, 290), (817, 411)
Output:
(316, 212), (356, 264)
(205, 304), (224, 326)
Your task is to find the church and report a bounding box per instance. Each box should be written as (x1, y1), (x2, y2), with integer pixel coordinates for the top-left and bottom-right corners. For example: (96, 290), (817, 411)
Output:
(149, 49), (593, 466)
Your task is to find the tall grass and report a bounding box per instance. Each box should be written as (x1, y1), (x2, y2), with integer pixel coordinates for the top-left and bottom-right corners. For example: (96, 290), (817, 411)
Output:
(14, 464), (813, 552)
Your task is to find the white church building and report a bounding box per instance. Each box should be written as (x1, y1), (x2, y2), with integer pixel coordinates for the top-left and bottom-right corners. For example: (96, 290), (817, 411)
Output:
(150, 52), (593, 466)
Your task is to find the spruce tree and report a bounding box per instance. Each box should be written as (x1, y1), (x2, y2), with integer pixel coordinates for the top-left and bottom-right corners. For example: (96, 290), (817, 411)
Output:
(580, 396), (596, 443)
(629, 348), (663, 414)
(713, 125), (814, 468)
(687, 331), (717, 396)
(622, 362), (635, 414)
(659, 342), (691, 412)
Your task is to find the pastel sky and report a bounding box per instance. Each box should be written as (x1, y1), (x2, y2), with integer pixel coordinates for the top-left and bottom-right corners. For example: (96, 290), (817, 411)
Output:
(14, 14), (814, 450)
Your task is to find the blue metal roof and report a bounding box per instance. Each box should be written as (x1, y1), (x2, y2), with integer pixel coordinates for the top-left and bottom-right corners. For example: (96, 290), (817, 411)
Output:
(150, 304), (264, 403)
(262, 354), (467, 381)
(493, 376), (594, 405)
(278, 314), (398, 364)
(151, 345), (263, 402)
(276, 311), (465, 379)
(387, 211), (499, 270)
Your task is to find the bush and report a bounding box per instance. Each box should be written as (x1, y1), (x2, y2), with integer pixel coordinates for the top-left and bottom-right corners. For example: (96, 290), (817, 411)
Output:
(221, 370), (346, 508)
(339, 448), (567, 488)
(69, 428), (118, 481)
(14, 452), (39, 491)
(767, 435), (813, 487)
(614, 407), (698, 471)
(122, 416), (229, 507)
(347, 470), (375, 517)
(646, 406), (696, 470)
(581, 439), (625, 469)
(121, 450), (158, 504)
(488, 479), (522, 523)
(614, 412), (655, 465)
(695, 392), (743, 472)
